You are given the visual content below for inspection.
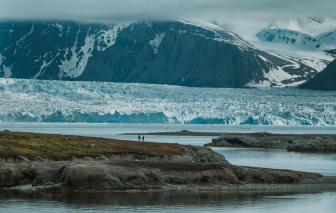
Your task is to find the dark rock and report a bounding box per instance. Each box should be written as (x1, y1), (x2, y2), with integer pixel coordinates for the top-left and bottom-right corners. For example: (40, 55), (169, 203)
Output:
(32, 166), (66, 186)
(287, 140), (336, 152)
(0, 164), (36, 187)
(300, 59), (336, 91)
(205, 133), (286, 148)
(206, 133), (336, 152)
(0, 161), (326, 191)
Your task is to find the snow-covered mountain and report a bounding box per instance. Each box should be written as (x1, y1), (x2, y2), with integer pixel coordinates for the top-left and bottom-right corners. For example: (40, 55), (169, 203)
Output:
(266, 17), (336, 38)
(257, 27), (324, 51)
(1, 78), (336, 125)
(318, 30), (336, 49)
(257, 17), (336, 48)
(255, 17), (336, 77)
(0, 20), (320, 88)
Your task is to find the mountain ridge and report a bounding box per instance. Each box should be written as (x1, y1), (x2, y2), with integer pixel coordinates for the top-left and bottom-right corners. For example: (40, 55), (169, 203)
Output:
(0, 20), (320, 88)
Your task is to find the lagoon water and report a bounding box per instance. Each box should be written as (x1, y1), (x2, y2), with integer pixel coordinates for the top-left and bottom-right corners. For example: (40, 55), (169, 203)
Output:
(1, 123), (336, 212)
(1, 190), (336, 213)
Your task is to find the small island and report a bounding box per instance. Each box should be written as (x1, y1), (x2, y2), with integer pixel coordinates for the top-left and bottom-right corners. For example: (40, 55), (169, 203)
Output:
(123, 130), (336, 152)
(1, 131), (336, 193)
(204, 132), (336, 152)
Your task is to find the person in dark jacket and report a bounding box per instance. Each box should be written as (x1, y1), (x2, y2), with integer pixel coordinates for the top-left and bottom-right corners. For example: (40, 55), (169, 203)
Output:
(142, 136), (145, 142)
(138, 135), (141, 141)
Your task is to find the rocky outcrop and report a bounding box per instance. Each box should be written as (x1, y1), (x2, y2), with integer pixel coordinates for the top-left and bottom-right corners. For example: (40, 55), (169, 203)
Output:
(205, 133), (336, 152)
(287, 140), (336, 152)
(205, 132), (291, 148)
(0, 161), (324, 192)
(300, 59), (336, 91)
(0, 131), (333, 192)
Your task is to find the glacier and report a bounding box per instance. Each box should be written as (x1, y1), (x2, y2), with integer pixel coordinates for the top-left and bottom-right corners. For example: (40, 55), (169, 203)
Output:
(0, 78), (336, 125)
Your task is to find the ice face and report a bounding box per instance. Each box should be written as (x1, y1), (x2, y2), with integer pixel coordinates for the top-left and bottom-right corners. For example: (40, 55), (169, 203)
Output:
(0, 78), (336, 125)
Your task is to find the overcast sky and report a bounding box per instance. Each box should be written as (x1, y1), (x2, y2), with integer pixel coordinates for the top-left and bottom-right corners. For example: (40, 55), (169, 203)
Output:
(1, 0), (336, 39)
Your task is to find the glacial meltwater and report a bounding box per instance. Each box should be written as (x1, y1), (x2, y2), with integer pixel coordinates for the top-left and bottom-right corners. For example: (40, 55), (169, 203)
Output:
(0, 123), (336, 212)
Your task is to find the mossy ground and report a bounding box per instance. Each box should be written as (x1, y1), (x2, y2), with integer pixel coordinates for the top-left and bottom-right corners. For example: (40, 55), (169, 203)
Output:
(0, 131), (185, 161)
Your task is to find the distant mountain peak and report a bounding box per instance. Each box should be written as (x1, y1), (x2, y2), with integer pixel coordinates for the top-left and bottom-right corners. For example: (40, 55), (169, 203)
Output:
(265, 17), (336, 37)
(255, 17), (336, 77)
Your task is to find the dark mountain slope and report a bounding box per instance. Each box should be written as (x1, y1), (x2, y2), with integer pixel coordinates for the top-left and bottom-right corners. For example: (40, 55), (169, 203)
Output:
(300, 59), (336, 91)
(0, 20), (316, 88)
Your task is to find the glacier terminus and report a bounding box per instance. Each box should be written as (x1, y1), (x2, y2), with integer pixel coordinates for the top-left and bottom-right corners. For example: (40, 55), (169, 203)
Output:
(1, 78), (336, 125)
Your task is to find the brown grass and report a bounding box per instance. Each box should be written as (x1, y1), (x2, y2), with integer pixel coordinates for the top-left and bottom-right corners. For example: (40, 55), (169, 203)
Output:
(0, 131), (186, 161)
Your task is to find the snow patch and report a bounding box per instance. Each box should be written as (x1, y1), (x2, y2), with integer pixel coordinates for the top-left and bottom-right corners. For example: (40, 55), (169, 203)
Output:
(264, 67), (299, 84)
(149, 33), (165, 54)
(67, 26), (70, 37)
(16, 23), (34, 45)
(58, 27), (95, 78)
(55, 23), (63, 37)
(0, 54), (4, 66)
(96, 23), (131, 52)
(34, 54), (59, 79)
(2, 65), (12, 78)
(26, 49), (31, 57)
(55, 23), (63, 32)
(246, 58), (301, 88)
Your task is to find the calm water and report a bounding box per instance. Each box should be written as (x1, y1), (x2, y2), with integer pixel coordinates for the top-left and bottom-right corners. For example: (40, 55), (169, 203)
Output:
(1, 123), (336, 212)
(0, 190), (336, 213)
(214, 147), (336, 176)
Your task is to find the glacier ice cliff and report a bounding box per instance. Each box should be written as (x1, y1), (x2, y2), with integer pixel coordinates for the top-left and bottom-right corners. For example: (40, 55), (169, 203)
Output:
(0, 78), (336, 125)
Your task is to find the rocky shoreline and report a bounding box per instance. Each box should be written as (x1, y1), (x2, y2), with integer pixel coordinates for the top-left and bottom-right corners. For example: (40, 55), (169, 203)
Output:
(1, 131), (336, 193)
(204, 132), (336, 152)
(2, 160), (335, 193)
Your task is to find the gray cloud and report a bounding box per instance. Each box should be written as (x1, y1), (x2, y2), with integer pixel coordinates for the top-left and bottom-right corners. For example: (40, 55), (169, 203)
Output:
(1, 0), (336, 39)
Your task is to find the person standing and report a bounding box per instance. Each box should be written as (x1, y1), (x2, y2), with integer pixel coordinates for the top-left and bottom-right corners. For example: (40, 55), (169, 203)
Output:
(138, 135), (141, 141)
(142, 136), (145, 142)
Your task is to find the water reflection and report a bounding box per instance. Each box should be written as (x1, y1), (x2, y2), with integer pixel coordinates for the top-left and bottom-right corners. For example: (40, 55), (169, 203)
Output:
(0, 190), (334, 213)
(213, 147), (336, 176)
